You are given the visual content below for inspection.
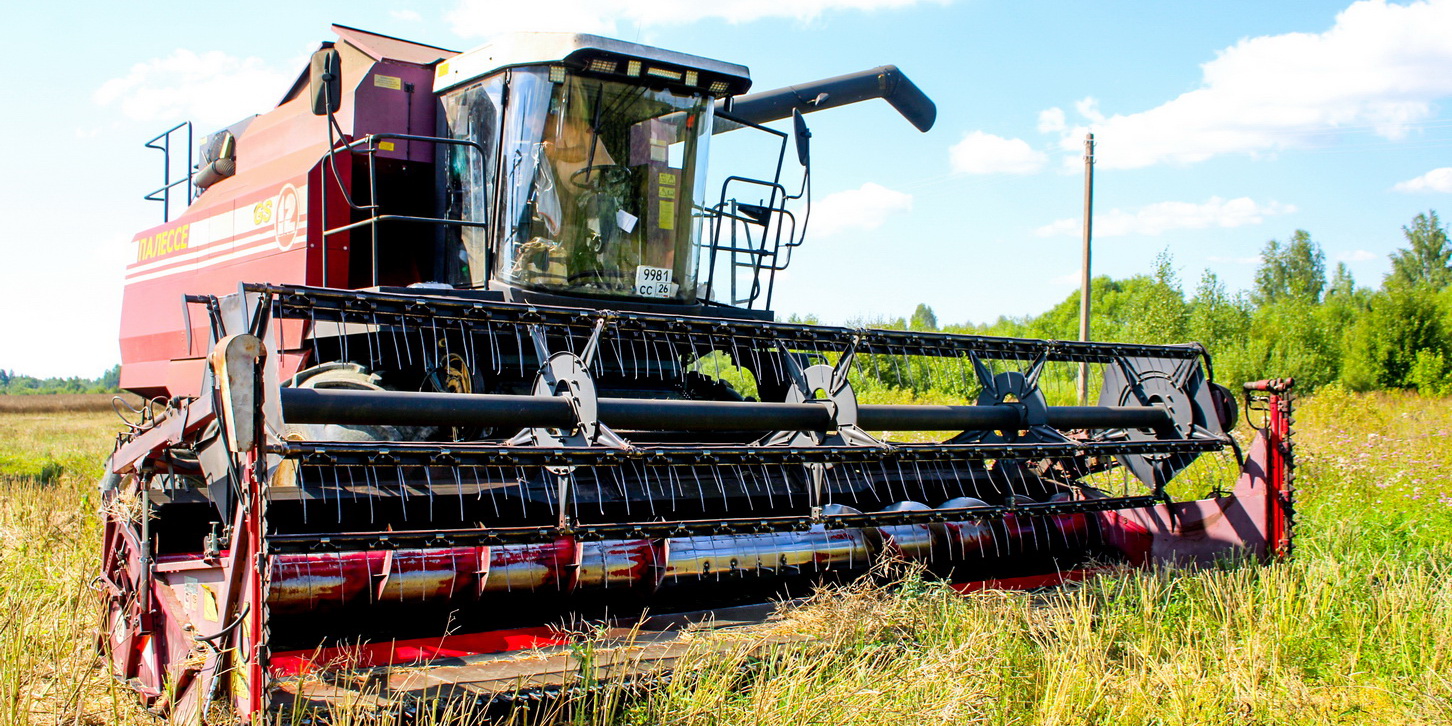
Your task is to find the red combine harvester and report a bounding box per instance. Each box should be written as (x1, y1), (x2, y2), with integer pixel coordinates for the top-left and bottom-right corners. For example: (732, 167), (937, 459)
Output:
(101, 25), (1294, 721)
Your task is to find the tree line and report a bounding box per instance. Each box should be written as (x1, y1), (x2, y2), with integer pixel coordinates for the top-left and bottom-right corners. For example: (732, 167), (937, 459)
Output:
(0, 365), (120, 395)
(884, 210), (1452, 396)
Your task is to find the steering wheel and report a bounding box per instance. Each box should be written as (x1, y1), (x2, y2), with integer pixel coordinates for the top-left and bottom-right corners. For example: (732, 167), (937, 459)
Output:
(569, 164), (631, 190)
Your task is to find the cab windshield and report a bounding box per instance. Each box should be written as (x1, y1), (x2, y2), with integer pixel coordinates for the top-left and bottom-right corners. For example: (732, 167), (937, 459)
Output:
(486, 69), (714, 301)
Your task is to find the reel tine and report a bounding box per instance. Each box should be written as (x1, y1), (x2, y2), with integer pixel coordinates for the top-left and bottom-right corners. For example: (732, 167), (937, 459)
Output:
(459, 318), (475, 382)
(294, 461), (310, 525)
(473, 466), (497, 519)
(611, 327), (625, 378)
(1011, 464), (1047, 552)
(445, 549), (460, 601)
(423, 465), (437, 521)
(765, 464), (788, 510)
(739, 465), (765, 510)
(711, 466), (729, 513)
(363, 313), (377, 368)
(911, 460), (929, 503)
(489, 466), (506, 518)
(400, 313), (414, 367)
(650, 332), (665, 383)
(664, 464), (678, 513)
(629, 333), (641, 380)
(354, 466), (372, 523)
(484, 321), (499, 373)
(393, 465), (409, 519)
(876, 460), (896, 502)
(843, 462), (864, 506)
(945, 458), (967, 499)
(584, 466), (600, 517)
(984, 459), (1004, 497)
(691, 465), (706, 510)
(612, 465), (630, 517)
(381, 312), (401, 371)
(514, 325), (526, 378)
(433, 314), (448, 372)
(637, 461), (657, 517)
(454, 467), (465, 520)
(729, 337), (746, 382)
(748, 343), (765, 388)
(307, 307), (320, 364)
(893, 459), (910, 503)
(515, 467), (529, 519)
(686, 332), (701, 372)
(567, 469), (580, 522)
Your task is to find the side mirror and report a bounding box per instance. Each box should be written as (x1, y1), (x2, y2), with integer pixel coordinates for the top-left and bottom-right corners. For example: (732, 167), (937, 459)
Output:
(309, 47), (341, 116)
(792, 109), (812, 167)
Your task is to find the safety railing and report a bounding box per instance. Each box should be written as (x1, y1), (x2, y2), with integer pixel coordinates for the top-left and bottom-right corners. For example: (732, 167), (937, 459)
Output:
(143, 122), (193, 223)
(318, 132), (490, 287)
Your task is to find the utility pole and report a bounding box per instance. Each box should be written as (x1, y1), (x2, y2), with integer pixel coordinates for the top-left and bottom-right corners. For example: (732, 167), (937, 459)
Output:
(1077, 133), (1095, 405)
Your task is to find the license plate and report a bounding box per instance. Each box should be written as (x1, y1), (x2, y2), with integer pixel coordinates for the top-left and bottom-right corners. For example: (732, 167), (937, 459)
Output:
(634, 266), (677, 298)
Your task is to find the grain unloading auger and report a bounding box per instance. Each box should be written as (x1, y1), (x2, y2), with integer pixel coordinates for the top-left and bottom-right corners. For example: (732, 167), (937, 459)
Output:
(100, 26), (1294, 721)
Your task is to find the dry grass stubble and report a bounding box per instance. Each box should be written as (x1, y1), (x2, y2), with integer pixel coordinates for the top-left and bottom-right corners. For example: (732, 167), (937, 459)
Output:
(2, 392), (1450, 724)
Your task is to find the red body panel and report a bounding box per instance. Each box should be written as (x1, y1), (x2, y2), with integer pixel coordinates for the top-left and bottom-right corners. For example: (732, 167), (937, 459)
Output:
(119, 38), (444, 399)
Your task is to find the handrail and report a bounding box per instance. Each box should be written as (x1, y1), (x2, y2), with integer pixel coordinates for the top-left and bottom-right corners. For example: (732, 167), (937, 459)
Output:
(317, 132), (490, 287)
(143, 122), (193, 223)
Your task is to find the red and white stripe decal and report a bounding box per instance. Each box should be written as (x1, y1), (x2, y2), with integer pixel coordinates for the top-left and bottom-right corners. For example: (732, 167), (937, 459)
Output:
(125, 184), (308, 284)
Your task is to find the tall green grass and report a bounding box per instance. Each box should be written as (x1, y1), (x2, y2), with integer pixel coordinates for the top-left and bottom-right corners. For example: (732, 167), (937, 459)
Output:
(2, 393), (1449, 725)
(0, 411), (145, 726)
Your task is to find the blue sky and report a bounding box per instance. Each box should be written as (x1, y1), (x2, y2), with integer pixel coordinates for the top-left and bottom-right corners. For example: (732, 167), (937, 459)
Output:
(4, 0), (1452, 377)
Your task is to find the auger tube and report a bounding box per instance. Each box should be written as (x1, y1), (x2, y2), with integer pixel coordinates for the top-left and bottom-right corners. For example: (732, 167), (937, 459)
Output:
(717, 65), (938, 132)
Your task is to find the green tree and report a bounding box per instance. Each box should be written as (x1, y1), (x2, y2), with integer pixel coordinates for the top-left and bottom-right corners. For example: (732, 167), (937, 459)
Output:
(1188, 271), (1254, 383)
(1326, 262), (1356, 300)
(1253, 230), (1326, 306)
(1119, 252), (1188, 344)
(909, 303), (938, 332)
(100, 365), (121, 390)
(1386, 210), (1452, 291)
(1340, 286), (1448, 390)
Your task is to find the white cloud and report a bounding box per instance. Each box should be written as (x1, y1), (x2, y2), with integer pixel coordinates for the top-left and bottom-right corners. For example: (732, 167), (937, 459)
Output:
(810, 182), (912, 237)
(1336, 249), (1379, 261)
(390, 9), (424, 21)
(448, 0), (947, 36)
(949, 131), (1046, 175)
(1394, 167), (1452, 193)
(1047, 0), (1452, 169)
(94, 49), (293, 128)
(1036, 197), (1296, 238)
(1037, 107), (1066, 134)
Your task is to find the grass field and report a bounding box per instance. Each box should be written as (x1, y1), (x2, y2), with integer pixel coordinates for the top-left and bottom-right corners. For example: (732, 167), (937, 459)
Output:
(1, 388), (1449, 725)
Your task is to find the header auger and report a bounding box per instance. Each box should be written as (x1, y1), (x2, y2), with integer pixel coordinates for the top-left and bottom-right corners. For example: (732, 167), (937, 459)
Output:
(102, 25), (1293, 721)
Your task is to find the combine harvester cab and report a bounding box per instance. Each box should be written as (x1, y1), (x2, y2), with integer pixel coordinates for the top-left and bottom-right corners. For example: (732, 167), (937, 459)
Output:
(101, 25), (1295, 721)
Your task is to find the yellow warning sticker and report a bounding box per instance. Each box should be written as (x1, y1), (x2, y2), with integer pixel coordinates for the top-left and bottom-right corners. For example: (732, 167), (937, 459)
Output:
(436, 62), (450, 78)
(379, 141), (396, 152)
(202, 585), (219, 622)
(658, 184), (676, 199)
(659, 200), (676, 230)
(374, 74), (403, 90)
